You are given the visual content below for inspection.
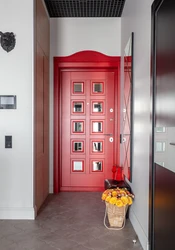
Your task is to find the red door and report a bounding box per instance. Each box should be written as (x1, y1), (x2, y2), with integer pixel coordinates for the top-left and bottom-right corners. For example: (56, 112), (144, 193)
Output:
(61, 70), (116, 191)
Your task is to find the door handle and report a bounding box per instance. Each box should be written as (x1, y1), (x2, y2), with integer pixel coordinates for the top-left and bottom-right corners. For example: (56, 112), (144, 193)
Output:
(170, 143), (175, 146)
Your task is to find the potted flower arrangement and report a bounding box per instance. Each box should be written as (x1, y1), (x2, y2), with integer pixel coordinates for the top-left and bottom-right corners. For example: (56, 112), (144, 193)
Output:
(101, 187), (134, 229)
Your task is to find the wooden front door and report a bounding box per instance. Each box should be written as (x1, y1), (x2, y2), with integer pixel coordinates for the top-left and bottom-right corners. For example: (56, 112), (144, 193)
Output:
(61, 70), (116, 191)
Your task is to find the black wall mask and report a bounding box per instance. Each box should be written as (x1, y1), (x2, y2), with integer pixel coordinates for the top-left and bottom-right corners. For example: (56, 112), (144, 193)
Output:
(0, 32), (16, 52)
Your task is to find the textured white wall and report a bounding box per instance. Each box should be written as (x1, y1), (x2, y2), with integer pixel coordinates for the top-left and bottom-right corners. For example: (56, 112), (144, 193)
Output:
(0, 0), (34, 219)
(49, 18), (121, 192)
(121, 0), (154, 249)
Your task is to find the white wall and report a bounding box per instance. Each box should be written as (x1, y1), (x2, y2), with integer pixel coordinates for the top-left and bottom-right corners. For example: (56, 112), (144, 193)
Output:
(50, 18), (121, 56)
(49, 18), (121, 193)
(121, 1), (154, 249)
(0, 0), (34, 219)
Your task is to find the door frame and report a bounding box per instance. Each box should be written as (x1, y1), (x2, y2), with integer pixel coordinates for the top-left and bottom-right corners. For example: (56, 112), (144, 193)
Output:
(54, 51), (120, 193)
(150, 0), (163, 249)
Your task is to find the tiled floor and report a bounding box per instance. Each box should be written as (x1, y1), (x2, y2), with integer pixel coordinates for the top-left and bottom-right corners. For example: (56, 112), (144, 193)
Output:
(0, 192), (143, 250)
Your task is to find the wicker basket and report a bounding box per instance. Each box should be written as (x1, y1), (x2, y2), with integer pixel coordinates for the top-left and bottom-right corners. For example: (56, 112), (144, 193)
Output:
(105, 202), (128, 228)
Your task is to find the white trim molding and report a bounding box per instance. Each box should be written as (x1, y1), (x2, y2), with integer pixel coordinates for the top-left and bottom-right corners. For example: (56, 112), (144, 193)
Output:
(0, 207), (35, 220)
(49, 185), (53, 194)
(129, 207), (149, 250)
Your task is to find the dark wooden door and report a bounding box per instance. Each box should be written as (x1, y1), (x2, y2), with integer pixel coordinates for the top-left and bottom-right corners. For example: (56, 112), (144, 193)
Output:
(61, 71), (116, 191)
(152, 1), (175, 249)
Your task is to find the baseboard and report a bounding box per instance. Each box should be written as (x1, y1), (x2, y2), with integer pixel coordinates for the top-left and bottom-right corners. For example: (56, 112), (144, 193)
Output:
(49, 185), (53, 193)
(129, 207), (149, 250)
(49, 185), (104, 193)
(60, 186), (104, 192)
(0, 207), (35, 220)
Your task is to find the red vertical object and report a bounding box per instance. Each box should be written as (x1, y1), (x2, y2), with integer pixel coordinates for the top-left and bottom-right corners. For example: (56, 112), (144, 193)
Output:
(112, 165), (123, 181)
(112, 165), (117, 180)
(54, 51), (120, 192)
(116, 166), (123, 181)
(61, 71), (115, 191)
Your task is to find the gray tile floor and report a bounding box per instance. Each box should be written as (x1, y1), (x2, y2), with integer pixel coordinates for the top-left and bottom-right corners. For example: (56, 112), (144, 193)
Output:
(0, 192), (143, 250)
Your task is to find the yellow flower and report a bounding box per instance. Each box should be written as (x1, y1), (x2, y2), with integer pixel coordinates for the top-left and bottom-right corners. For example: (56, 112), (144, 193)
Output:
(101, 188), (134, 206)
(109, 197), (117, 205)
(119, 190), (127, 195)
(102, 193), (107, 200)
(121, 196), (128, 206)
(112, 191), (117, 197)
(116, 199), (123, 207)
(105, 195), (111, 202)
(128, 196), (133, 205)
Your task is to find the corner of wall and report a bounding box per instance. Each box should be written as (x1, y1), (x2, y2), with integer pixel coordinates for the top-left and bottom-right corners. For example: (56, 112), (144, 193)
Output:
(129, 207), (148, 250)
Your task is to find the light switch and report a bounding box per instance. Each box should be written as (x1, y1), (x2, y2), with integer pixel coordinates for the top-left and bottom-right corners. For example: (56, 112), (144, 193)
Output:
(5, 136), (12, 148)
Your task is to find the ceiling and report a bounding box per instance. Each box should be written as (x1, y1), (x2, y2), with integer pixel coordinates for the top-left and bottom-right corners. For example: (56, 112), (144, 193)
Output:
(44, 0), (126, 18)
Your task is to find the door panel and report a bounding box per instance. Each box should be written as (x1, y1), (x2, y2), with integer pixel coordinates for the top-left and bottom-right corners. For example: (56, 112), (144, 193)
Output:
(61, 71), (115, 190)
(154, 164), (175, 250)
(35, 44), (49, 211)
(152, 0), (175, 249)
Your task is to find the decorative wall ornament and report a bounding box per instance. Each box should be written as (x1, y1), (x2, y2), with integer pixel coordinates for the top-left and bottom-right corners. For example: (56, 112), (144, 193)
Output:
(0, 32), (16, 52)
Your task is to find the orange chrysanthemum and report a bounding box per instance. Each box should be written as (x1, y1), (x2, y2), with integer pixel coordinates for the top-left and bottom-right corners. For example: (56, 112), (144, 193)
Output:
(119, 190), (127, 195)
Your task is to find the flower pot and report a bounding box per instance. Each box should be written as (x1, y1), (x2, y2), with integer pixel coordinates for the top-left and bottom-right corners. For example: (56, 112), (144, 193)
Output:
(105, 202), (128, 228)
